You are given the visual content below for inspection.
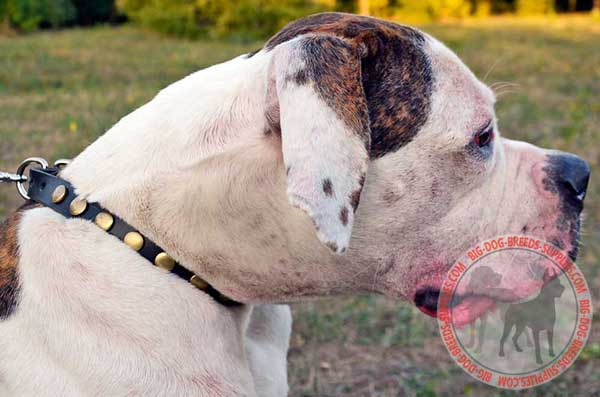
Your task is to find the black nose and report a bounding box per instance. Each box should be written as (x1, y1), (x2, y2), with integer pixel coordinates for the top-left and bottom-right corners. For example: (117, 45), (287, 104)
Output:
(549, 153), (590, 202)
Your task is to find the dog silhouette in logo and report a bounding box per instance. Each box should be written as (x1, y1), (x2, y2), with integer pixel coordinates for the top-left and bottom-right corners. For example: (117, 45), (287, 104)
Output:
(464, 266), (502, 353)
(499, 276), (565, 364)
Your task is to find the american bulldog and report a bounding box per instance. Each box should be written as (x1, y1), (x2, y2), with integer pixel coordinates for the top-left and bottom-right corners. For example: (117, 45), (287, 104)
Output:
(0, 12), (590, 396)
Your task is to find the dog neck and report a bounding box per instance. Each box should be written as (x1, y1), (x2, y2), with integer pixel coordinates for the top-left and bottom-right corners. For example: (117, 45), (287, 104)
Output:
(60, 52), (275, 280)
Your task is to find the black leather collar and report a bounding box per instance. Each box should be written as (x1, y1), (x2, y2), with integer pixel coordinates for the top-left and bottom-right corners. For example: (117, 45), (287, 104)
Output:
(27, 167), (241, 307)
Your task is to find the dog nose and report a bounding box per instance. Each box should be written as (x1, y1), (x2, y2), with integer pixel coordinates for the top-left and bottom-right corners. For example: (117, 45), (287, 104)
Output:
(414, 288), (439, 317)
(549, 153), (590, 202)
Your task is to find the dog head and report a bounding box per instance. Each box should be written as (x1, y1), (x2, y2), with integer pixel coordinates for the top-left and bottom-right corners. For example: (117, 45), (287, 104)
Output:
(77, 13), (587, 322)
(228, 13), (589, 318)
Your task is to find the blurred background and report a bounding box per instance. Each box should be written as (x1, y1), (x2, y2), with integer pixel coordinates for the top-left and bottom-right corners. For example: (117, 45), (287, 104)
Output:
(0, 0), (599, 395)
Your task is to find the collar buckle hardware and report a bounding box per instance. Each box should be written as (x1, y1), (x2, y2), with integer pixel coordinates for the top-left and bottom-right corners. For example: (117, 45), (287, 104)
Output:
(1, 158), (70, 200)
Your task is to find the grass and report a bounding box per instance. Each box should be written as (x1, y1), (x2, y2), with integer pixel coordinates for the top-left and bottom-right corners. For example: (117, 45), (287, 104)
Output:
(1, 15), (599, 396)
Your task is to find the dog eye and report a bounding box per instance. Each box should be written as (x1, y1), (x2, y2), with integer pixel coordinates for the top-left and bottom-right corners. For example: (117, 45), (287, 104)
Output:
(474, 126), (494, 147)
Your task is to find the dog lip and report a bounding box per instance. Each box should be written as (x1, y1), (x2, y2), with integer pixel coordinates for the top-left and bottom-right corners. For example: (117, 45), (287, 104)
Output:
(414, 287), (440, 317)
(416, 305), (438, 317)
(413, 286), (494, 323)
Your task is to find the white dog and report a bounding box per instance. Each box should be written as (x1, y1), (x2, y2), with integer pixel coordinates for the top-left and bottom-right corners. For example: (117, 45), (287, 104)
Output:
(0, 12), (589, 396)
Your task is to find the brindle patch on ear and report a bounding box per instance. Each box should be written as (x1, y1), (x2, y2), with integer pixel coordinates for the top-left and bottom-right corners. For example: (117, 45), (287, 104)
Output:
(0, 204), (33, 319)
(266, 12), (433, 158)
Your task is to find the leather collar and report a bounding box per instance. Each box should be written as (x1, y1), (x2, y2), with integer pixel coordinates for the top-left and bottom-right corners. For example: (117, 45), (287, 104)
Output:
(27, 167), (241, 307)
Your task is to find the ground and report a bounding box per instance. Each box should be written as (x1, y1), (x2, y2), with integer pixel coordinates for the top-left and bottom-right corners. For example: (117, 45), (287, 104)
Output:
(0, 15), (599, 396)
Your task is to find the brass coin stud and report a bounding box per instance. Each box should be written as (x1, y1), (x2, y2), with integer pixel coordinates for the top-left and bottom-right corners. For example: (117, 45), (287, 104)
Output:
(124, 231), (144, 251)
(190, 275), (208, 290)
(94, 212), (114, 231)
(154, 252), (175, 271)
(69, 196), (88, 216)
(51, 185), (67, 204)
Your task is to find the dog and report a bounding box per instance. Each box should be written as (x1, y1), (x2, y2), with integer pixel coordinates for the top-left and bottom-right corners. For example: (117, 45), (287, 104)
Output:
(0, 12), (589, 396)
(499, 276), (566, 364)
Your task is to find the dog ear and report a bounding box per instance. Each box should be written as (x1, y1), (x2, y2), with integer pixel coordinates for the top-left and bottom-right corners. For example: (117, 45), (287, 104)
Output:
(267, 34), (370, 254)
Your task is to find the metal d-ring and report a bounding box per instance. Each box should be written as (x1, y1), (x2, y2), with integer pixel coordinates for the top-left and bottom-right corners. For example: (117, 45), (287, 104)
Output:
(54, 159), (71, 168)
(16, 157), (49, 200)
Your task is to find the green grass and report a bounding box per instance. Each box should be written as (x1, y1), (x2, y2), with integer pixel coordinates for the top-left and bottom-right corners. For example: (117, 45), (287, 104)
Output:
(1, 16), (599, 396)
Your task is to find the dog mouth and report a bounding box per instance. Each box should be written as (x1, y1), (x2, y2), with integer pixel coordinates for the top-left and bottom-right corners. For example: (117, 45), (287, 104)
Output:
(411, 191), (585, 326)
(414, 231), (580, 327)
(414, 288), (497, 327)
